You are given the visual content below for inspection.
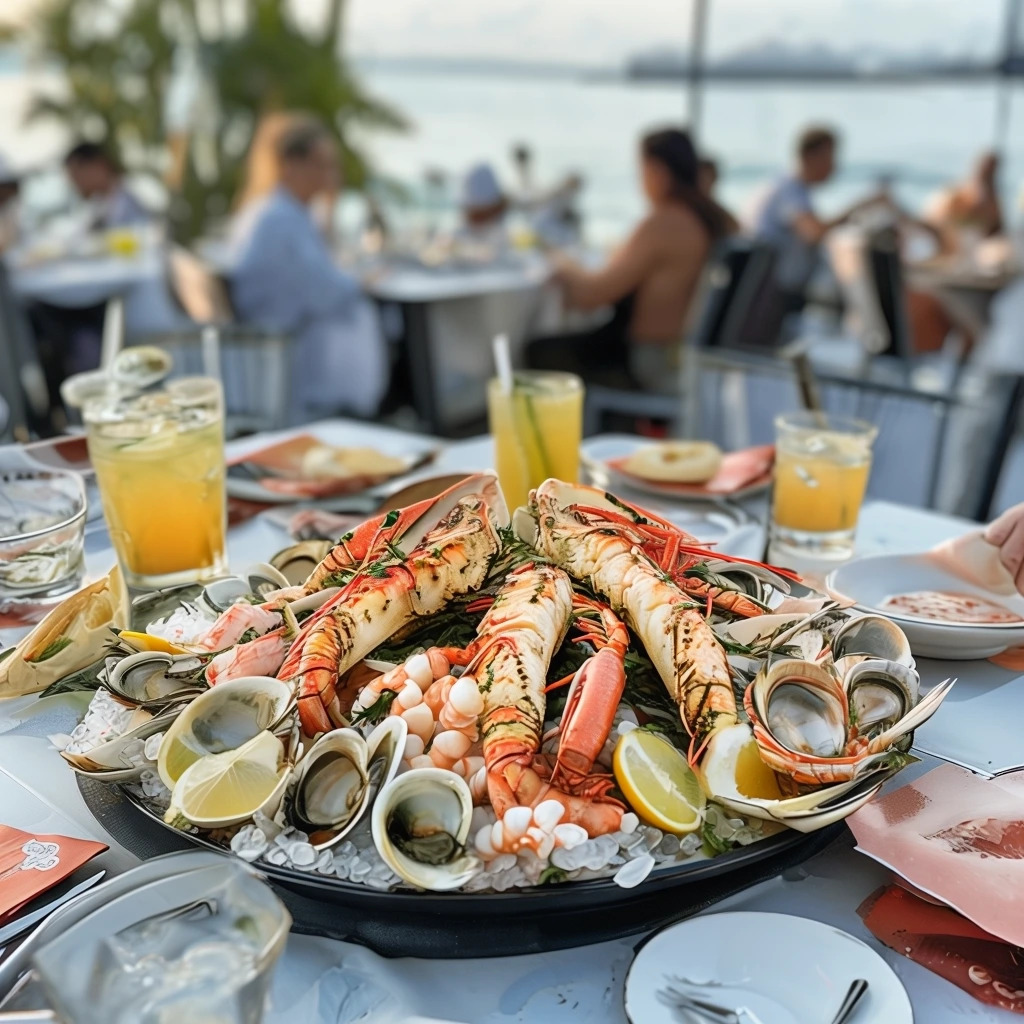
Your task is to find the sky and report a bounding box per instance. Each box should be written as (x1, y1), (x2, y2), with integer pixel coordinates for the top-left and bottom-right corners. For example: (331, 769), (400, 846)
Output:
(341, 0), (1007, 65)
(2, 0), (1010, 67)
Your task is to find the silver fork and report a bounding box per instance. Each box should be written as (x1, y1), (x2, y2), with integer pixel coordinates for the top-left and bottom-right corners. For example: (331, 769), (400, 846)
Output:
(657, 986), (766, 1024)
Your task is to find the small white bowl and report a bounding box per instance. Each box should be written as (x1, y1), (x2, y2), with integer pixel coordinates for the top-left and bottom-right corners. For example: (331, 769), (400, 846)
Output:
(826, 553), (1024, 660)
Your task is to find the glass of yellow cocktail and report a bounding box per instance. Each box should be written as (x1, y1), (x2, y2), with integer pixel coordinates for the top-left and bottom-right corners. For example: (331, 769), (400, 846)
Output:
(85, 377), (227, 588)
(487, 371), (584, 511)
(770, 411), (877, 561)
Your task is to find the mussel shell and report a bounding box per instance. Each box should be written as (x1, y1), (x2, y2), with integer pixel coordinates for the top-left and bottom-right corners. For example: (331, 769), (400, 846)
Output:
(831, 614), (914, 668)
(105, 651), (207, 708)
(244, 562), (291, 597)
(844, 659), (919, 734)
(753, 659), (848, 758)
(270, 541), (333, 587)
(199, 576), (254, 614)
(371, 768), (479, 891)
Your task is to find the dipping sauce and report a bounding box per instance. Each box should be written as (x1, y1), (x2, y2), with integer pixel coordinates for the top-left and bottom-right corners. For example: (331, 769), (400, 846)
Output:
(882, 590), (1023, 624)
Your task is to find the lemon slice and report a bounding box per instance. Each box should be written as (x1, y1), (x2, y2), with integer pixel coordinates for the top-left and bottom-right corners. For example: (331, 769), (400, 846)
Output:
(169, 731), (285, 827)
(117, 630), (188, 655)
(613, 730), (706, 834)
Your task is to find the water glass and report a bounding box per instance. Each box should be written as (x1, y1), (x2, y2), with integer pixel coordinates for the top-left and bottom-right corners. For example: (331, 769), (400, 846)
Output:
(487, 371), (584, 510)
(84, 376), (227, 588)
(770, 411), (877, 561)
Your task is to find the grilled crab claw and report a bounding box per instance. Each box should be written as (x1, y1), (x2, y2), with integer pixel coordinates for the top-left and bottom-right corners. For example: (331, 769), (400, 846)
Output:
(523, 478), (737, 757)
(279, 475), (508, 737)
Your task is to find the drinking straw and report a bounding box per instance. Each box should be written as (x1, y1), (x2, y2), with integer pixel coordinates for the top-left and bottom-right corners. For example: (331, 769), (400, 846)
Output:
(492, 334), (513, 395)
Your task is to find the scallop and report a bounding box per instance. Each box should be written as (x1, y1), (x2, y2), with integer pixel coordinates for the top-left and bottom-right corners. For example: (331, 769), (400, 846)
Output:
(105, 651), (207, 709)
(371, 768), (480, 891)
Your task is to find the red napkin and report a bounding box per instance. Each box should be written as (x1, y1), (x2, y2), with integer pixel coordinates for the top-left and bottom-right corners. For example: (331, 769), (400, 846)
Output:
(860, 884), (1024, 1013)
(0, 825), (107, 924)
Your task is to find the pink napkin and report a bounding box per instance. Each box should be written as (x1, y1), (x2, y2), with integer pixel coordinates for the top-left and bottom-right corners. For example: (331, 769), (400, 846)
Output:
(848, 764), (1024, 948)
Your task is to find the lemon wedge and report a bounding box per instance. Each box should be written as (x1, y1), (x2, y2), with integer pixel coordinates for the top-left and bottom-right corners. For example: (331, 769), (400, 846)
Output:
(117, 630), (188, 655)
(613, 730), (706, 834)
(168, 731), (285, 828)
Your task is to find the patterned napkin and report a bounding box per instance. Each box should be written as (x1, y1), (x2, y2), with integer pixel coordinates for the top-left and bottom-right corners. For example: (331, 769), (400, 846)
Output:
(0, 824), (107, 924)
(860, 884), (1024, 1014)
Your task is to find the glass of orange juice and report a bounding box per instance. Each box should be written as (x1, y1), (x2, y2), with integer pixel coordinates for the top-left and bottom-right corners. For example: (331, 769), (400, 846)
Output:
(84, 377), (227, 588)
(487, 371), (584, 510)
(771, 411), (877, 561)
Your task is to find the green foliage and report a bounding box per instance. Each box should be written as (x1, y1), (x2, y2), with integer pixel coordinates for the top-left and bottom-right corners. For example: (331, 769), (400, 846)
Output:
(9, 0), (405, 240)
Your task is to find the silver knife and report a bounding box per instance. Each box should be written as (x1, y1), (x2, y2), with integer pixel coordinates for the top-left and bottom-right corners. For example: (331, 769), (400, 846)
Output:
(0, 871), (106, 946)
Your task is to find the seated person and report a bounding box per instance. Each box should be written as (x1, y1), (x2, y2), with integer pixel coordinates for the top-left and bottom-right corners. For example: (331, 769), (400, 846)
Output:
(698, 156), (739, 235)
(64, 141), (151, 229)
(230, 117), (387, 421)
(527, 127), (732, 391)
(458, 163), (509, 249)
(748, 126), (887, 328)
(924, 150), (1003, 255)
(0, 153), (22, 252)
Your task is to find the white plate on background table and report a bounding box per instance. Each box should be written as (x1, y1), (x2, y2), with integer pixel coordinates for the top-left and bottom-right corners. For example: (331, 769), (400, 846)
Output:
(624, 911), (912, 1024)
(582, 434), (773, 502)
(827, 553), (1024, 660)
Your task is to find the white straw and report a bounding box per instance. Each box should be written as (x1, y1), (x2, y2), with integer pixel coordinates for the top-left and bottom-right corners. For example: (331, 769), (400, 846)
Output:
(492, 333), (513, 395)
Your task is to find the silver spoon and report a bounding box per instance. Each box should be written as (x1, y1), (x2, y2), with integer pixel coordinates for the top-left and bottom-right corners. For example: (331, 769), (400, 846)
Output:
(830, 979), (869, 1024)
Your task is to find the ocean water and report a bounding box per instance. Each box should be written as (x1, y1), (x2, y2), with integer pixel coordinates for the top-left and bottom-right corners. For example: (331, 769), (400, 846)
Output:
(3, 63), (1024, 243)
(353, 65), (1024, 242)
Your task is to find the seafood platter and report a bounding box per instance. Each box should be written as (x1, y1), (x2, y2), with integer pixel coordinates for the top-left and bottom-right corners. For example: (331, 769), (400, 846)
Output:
(0, 475), (953, 954)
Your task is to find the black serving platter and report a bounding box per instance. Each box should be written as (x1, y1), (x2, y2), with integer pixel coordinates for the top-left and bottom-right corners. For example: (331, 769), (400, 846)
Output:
(78, 777), (843, 958)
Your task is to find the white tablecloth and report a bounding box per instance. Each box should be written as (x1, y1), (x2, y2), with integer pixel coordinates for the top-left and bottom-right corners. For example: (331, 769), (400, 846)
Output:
(0, 420), (1019, 1023)
(7, 249), (191, 339)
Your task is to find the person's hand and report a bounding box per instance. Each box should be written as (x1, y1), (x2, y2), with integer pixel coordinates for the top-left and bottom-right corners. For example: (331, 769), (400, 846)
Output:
(984, 503), (1024, 594)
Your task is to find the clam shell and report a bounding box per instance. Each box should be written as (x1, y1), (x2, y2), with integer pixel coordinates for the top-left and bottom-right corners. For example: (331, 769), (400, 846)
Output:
(105, 651), (207, 709)
(371, 768), (479, 891)
(751, 659), (847, 759)
(843, 659), (919, 734)
(62, 707), (181, 781)
(157, 676), (295, 789)
(831, 614), (914, 669)
(270, 541), (333, 587)
(289, 718), (407, 850)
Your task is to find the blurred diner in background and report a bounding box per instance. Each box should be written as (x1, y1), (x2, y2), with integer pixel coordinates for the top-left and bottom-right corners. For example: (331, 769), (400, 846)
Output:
(0, 0), (1022, 523)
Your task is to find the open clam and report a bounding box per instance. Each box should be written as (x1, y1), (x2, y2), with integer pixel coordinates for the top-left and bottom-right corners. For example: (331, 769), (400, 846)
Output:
(844, 659), (919, 737)
(830, 614), (914, 677)
(700, 723), (897, 832)
(270, 541), (332, 587)
(61, 707), (181, 782)
(746, 658), (953, 788)
(104, 650), (208, 710)
(371, 768), (480, 891)
(289, 718), (406, 849)
(157, 676), (295, 789)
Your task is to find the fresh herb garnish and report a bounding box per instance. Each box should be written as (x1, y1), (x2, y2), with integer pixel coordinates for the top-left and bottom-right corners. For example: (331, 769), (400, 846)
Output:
(28, 637), (73, 663)
(351, 688), (399, 725)
(539, 866), (568, 885)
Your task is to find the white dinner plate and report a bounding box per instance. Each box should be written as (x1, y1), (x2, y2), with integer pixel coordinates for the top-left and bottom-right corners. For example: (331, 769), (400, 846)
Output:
(581, 434), (772, 502)
(827, 553), (1024, 660)
(624, 911), (912, 1024)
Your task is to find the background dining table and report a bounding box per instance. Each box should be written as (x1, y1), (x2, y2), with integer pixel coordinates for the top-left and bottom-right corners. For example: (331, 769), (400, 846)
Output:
(0, 418), (1021, 1023)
